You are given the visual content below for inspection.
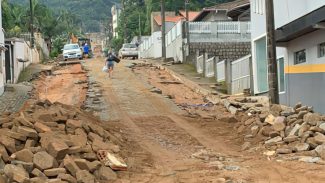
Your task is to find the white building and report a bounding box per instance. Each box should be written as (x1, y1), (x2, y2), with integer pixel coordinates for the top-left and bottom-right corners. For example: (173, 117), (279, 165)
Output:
(0, 2), (6, 95)
(111, 4), (121, 38)
(251, 0), (325, 113)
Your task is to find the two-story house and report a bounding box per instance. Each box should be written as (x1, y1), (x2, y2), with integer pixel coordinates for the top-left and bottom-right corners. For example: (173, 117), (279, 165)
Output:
(251, 0), (325, 113)
(111, 4), (121, 38)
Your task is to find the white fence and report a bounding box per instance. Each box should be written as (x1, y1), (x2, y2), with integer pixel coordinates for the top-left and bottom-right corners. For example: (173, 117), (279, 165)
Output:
(139, 31), (162, 58)
(189, 22), (211, 33)
(231, 55), (251, 94)
(165, 21), (183, 62)
(196, 55), (203, 74)
(205, 57), (215, 77)
(217, 60), (225, 82)
(189, 21), (251, 42)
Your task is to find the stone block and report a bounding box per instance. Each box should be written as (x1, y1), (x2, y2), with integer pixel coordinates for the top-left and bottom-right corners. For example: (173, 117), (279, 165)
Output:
(4, 164), (29, 183)
(74, 159), (90, 171)
(47, 141), (69, 160)
(58, 173), (77, 183)
(0, 144), (9, 162)
(63, 155), (80, 177)
(31, 168), (47, 178)
(66, 120), (82, 130)
(6, 131), (27, 141)
(17, 126), (38, 138)
(33, 151), (56, 170)
(44, 168), (67, 177)
(14, 149), (34, 163)
(34, 122), (52, 133)
(81, 153), (97, 161)
(0, 135), (16, 154)
(314, 132), (325, 145)
(96, 166), (117, 181)
(76, 170), (95, 183)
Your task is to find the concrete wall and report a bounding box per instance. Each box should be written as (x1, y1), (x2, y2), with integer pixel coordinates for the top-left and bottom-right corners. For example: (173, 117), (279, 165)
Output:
(279, 30), (325, 113)
(190, 42), (251, 61)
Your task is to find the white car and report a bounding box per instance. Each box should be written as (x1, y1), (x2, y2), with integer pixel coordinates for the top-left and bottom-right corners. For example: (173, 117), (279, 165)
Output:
(63, 44), (83, 61)
(119, 43), (138, 59)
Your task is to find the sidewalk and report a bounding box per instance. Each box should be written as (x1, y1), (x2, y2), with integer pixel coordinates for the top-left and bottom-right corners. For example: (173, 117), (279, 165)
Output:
(145, 59), (227, 94)
(0, 63), (53, 114)
(0, 84), (33, 113)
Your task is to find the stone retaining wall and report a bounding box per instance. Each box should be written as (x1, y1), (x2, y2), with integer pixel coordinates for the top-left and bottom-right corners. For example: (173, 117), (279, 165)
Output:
(189, 42), (251, 61)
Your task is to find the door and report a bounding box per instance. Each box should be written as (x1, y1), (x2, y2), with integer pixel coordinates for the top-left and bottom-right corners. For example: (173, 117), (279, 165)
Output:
(5, 45), (11, 83)
(255, 36), (268, 93)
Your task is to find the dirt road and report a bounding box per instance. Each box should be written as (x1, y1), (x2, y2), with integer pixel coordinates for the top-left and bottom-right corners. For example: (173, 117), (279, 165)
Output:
(82, 57), (325, 183)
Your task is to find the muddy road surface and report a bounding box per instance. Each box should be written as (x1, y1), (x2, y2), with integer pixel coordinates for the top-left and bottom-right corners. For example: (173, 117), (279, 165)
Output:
(77, 57), (325, 183)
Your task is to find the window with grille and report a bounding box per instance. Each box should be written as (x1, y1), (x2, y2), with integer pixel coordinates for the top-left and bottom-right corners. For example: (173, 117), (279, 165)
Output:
(294, 49), (306, 65)
(319, 42), (325, 58)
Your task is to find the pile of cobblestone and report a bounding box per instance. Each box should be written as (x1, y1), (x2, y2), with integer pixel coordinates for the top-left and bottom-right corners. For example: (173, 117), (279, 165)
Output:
(0, 100), (126, 183)
(236, 102), (325, 163)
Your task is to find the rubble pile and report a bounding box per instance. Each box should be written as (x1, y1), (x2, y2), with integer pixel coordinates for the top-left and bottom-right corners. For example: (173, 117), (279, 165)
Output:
(236, 102), (325, 162)
(0, 100), (126, 183)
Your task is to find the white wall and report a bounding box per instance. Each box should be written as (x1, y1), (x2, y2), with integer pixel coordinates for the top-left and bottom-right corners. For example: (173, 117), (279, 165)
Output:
(166, 21), (183, 62)
(285, 30), (325, 66)
(250, 0), (266, 40)
(13, 41), (33, 83)
(139, 31), (162, 59)
(0, 1), (5, 95)
(274, 0), (325, 29)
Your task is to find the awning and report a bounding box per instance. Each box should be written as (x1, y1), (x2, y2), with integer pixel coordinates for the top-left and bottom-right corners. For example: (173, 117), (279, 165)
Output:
(275, 5), (325, 43)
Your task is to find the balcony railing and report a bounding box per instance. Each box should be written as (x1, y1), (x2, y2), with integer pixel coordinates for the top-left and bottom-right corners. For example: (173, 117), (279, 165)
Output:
(189, 21), (251, 42)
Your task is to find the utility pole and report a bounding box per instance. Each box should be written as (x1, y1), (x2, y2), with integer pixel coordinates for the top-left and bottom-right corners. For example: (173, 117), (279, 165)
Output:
(185, 0), (190, 56)
(121, 0), (127, 43)
(265, 0), (279, 104)
(161, 0), (166, 60)
(29, 0), (34, 48)
(138, 14), (141, 42)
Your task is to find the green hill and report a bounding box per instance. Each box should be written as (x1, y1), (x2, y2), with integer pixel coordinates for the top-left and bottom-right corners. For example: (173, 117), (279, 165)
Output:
(8, 0), (119, 32)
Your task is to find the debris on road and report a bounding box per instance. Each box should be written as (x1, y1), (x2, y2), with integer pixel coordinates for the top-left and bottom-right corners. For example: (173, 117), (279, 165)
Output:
(132, 60), (325, 165)
(0, 100), (125, 182)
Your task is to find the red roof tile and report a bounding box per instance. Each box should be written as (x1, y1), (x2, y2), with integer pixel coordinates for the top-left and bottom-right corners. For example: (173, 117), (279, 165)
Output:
(154, 16), (184, 26)
(179, 11), (201, 21)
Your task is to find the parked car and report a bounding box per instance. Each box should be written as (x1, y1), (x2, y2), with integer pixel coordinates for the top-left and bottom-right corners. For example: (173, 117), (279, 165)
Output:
(119, 43), (138, 59)
(62, 44), (83, 61)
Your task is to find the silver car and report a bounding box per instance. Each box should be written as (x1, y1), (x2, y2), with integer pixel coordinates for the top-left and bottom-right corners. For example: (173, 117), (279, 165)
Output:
(62, 44), (83, 61)
(119, 43), (138, 59)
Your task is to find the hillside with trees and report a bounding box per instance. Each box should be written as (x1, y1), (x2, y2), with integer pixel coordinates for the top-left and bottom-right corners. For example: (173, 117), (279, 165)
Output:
(8, 0), (118, 32)
(112, 0), (235, 50)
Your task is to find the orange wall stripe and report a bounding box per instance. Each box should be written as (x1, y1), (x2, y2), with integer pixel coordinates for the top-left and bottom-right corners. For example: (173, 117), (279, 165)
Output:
(285, 64), (325, 74)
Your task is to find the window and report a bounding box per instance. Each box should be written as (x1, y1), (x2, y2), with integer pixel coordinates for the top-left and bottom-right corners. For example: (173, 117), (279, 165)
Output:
(294, 49), (306, 65)
(277, 57), (285, 93)
(253, 0), (264, 14)
(319, 42), (325, 58)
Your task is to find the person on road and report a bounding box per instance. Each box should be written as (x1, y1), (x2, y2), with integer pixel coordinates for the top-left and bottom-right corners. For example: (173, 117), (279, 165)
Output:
(105, 51), (119, 78)
(83, 43), (89, 58)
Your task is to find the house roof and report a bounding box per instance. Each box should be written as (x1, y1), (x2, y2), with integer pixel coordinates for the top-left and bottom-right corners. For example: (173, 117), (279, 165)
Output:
(276, 5), (325, 43)
(206, 0), (250, 11)
(179, 11), (201, 21)
(193, 0), (250, 21)
(154, 15), (184, 26)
